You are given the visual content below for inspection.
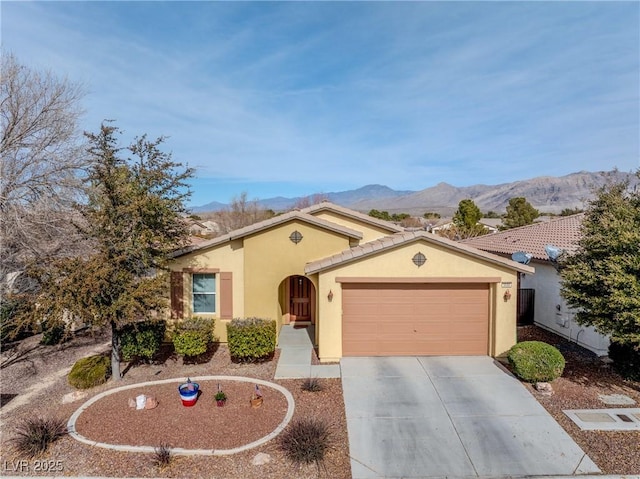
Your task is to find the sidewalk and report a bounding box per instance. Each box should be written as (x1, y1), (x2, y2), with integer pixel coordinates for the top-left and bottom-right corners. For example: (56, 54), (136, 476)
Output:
(274, 325), (341, 379)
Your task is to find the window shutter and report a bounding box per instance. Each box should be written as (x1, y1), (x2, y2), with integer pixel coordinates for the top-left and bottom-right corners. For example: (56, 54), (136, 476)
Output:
(220, 272), (233, 319)
(170, 272), (184, 319)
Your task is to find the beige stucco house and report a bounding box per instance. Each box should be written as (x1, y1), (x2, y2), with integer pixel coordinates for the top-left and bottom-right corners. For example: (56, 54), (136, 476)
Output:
(169, 202), (533, 362)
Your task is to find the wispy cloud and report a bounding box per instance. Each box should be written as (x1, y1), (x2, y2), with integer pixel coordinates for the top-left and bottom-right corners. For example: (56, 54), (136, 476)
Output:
(3, 2), (638, 205)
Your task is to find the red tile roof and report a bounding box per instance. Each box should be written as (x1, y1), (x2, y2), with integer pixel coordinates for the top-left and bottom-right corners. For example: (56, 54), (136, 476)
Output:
(462, 214), (583, 261)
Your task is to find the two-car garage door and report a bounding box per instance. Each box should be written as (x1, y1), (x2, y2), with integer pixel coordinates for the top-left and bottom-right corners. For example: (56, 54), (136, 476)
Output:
(342, 282), (489, 356)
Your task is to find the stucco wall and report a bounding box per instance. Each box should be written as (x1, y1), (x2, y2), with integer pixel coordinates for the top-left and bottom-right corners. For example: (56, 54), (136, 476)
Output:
(242, 220), (353, 330)
(169, 240), (244, 342)
(316, 240), (520, 362)
(520, 262), (610, 356)
(310, 210), (394, 243)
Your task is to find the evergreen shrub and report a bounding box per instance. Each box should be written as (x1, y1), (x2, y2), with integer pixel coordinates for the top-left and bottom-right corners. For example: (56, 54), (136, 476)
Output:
(68, 354), (111, 389)
(227, 317), (276, 362)
(119, 320), (166, 361)
(608, 340), (640, 381)
(507, 341), (565, 382)
(172, 317), (214, 357)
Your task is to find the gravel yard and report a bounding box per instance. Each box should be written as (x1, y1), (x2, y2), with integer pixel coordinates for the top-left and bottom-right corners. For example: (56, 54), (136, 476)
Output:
(517, 325), (640, 475)
(2, 325), (638, 477)
(0, 332), (351, 478)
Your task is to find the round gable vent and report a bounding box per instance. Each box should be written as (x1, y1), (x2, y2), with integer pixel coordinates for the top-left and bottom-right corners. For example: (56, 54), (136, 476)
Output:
(289, 230), (303, 244)
(412, 252), (426, 267)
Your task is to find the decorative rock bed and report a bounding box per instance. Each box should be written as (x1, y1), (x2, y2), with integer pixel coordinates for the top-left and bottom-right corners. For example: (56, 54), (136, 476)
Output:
(67, 376), (295, 455)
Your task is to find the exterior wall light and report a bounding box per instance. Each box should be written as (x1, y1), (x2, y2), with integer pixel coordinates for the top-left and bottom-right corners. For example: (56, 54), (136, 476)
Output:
(327, 290), (334, 302)
(503, 290), (512, 302)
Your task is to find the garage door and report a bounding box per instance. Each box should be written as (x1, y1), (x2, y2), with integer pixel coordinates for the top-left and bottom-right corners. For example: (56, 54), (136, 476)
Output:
(342, 283), (489, 356)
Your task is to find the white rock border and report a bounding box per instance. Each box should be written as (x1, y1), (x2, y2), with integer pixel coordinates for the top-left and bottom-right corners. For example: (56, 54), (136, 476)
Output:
(67, 376), (295, 456)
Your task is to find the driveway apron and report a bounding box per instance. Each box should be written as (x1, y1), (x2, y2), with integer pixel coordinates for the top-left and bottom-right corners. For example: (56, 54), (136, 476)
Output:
(341, 356), (600, 479)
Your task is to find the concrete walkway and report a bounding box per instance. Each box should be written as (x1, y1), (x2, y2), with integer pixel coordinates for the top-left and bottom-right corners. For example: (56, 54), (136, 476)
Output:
(274, 325), (340, 379)
(342, 356), (600, 479)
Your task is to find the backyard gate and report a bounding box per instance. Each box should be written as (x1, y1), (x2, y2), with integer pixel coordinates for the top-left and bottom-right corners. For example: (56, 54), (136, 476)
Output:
(517, 289), (535, 326)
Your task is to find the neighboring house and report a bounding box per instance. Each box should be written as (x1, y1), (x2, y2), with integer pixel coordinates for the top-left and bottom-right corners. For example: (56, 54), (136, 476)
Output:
(427, 218), (453, 233)
(463, 214), (610, 356)
(187, 219), (219, 236)
(478, 218), (502, 233)
(168, 202), (533, 362)
(429, 218), (500, 234)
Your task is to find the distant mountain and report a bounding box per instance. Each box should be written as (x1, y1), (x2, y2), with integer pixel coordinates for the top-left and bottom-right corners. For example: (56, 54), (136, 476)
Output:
(354, 170), (637, 215)
(192, 184), (414, 213)
(191, 170), (638, 215)
(191, 200), (228, 213)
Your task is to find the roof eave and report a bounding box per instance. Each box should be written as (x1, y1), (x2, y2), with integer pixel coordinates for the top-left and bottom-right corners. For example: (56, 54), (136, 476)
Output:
(171, 211), (363, 258)
(305, 232), (535, 275)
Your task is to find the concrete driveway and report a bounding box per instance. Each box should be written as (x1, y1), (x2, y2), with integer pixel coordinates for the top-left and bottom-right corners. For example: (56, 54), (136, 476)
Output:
(341, 356), (600, 478)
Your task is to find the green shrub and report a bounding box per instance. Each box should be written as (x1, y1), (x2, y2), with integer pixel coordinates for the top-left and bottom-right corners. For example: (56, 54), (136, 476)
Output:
(40, 322), (68, 346)
(279, 417), (331, 469)
(68, 354), (111, 389)
(172, 317), (214, 357)
(227, 318), (276, 362)
(12, 417), (66, 458)
(119, 320), (166, 361)
(608, 340), (640, 381)
(507, 341), (565, 382)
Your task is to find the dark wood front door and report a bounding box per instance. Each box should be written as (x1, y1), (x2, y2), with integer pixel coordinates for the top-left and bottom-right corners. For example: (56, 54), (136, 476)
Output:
(290, 276), (311, 322)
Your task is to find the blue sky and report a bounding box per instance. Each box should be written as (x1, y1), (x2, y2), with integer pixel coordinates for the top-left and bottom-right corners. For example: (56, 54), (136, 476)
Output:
(3, 2), (639, 207)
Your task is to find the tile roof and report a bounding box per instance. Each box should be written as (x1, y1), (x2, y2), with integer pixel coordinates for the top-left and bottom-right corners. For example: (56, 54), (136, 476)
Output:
(172, 210), (363, 258)
(461, 214), (583, 261)
(301, 201), (404, 233)
(305, 230), (534, 275)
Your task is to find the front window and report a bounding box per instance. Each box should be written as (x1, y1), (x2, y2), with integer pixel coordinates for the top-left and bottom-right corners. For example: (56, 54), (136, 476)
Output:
(192, 273), (216, 313)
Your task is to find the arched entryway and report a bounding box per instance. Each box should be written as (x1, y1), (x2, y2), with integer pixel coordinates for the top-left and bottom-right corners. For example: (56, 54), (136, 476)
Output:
(284, 275), (316, 325)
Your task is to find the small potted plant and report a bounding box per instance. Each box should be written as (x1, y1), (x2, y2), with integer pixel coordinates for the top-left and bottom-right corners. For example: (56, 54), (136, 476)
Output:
(250, 383), (263, 408)
(215, 383), (226, 407)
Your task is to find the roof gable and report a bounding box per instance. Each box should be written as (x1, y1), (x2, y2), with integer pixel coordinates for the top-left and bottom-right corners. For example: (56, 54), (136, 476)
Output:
(305, 230), (534, 275)
(462, 214), (583, 261)
(301, 202), (403, 234)
(172, 210), (363, 258)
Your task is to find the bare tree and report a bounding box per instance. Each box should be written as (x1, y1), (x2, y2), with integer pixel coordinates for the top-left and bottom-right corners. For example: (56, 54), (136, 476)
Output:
(214, 192), (274, 233)
(292, 193), (329, 210)
(0, 53), (87, 294)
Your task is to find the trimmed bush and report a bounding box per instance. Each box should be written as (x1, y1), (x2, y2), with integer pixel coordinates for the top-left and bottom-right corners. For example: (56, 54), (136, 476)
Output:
(119, 320), (166, 361)
(608, 340), (640, 381)
(227, 318), (276, 362)
(68, 354), (111, 389)
(172, 317), (214, 357)
(12, 417), (67, 458)
(507, 341), (565, 382)
(279, 417), (331, 469)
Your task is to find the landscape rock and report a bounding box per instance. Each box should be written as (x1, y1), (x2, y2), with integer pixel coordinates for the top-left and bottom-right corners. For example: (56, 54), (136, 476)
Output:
(251, 452), (272, 466)
(534, 382), (554, 396)
(61, 390), (89, 404)
(145, 396), (159, 409)
(598, 394), (636, 406)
